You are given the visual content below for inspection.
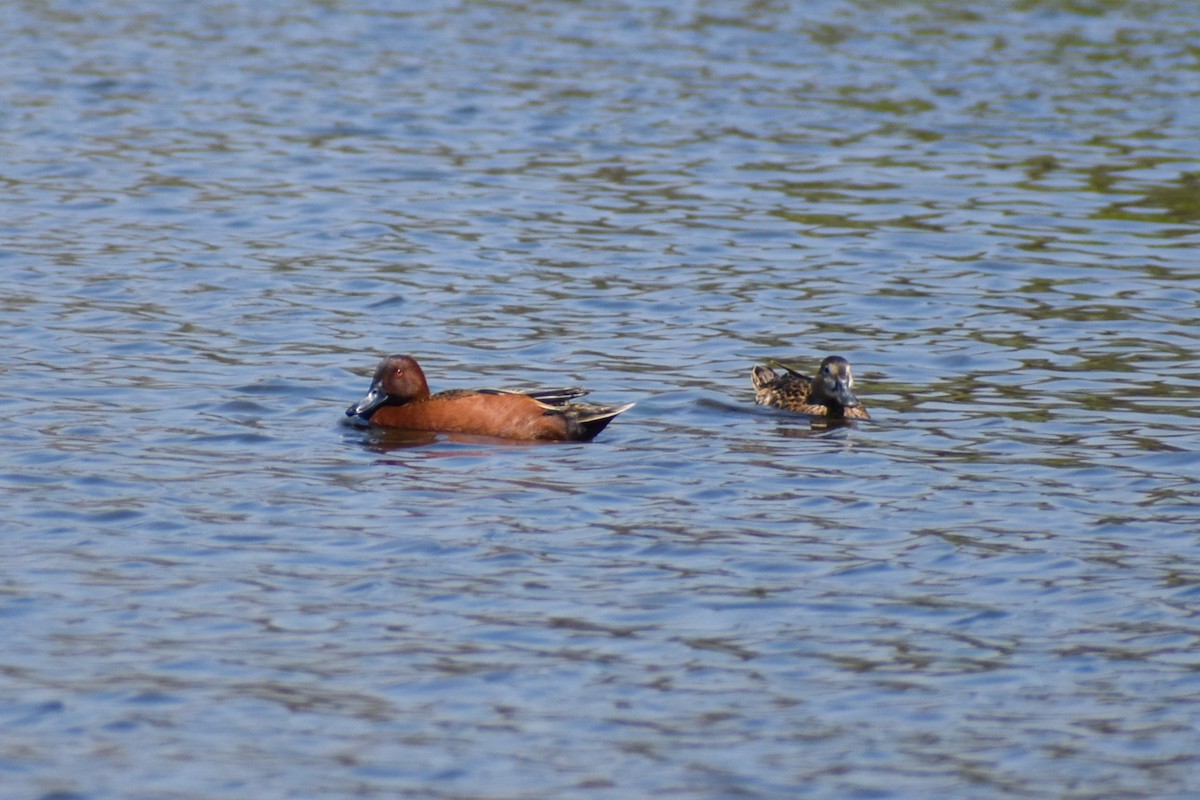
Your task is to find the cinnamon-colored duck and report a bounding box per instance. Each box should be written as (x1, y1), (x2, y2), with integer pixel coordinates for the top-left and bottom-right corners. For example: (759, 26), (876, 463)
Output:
(750, 356), (870, 420)
(346, 354), (634, 441)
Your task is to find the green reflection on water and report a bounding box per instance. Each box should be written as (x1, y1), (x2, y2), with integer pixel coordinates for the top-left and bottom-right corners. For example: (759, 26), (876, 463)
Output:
(1096, 172), (1200, 224)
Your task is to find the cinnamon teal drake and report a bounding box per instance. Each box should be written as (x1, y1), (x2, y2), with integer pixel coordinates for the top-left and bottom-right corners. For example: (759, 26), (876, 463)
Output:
(346, 354), (634, 441)
(750, 356), (869, 420)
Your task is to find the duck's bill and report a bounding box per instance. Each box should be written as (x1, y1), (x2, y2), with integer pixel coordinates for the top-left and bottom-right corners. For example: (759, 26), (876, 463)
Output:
(346, 384), (386, 418)
(834, 379), (860, 408)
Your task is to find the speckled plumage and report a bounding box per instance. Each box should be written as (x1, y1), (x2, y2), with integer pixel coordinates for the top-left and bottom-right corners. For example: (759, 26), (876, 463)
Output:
(751, 356), (869, 420)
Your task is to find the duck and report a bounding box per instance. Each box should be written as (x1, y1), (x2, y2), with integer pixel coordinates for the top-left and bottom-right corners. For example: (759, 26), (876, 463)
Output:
(346, 354), (634, 441)
(750, 356), (869, 419)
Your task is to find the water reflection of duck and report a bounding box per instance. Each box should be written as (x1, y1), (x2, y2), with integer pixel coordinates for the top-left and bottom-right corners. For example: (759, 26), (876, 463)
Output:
(751, 356), (870, 420)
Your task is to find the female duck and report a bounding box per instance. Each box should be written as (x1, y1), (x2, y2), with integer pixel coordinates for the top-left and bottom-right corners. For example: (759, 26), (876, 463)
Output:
(750, 356), (869, 420)
(347, 354), (634, 441)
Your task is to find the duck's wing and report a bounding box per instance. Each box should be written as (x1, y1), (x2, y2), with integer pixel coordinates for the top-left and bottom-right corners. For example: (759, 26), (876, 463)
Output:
(474, 387), (592, 407)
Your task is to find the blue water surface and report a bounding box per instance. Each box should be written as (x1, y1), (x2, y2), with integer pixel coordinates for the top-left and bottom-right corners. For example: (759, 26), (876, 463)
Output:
(3, 1), (1200, 798)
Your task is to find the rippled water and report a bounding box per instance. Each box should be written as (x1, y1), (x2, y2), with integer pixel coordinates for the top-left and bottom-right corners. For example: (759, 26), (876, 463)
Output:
(4, 1), (1200, 798)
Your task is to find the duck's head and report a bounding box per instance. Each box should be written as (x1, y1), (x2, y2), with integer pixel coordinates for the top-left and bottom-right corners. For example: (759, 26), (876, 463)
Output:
(812, 355), (860, 411)
(346, 354), (430, 419)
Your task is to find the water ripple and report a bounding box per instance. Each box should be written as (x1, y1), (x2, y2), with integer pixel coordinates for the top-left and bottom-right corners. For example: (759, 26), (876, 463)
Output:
(3, 1), (1200, 798)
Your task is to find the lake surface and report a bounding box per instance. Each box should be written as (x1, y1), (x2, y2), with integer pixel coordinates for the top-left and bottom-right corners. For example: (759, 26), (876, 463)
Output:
(3, 1), (1200, 798)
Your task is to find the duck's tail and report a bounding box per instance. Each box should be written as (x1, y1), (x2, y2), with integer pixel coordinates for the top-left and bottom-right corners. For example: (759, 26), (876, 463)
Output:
(567, 402), (636, 441)
(751, 364), (779, 392)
